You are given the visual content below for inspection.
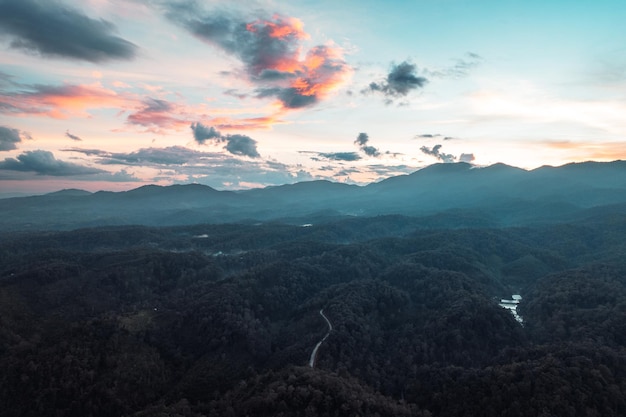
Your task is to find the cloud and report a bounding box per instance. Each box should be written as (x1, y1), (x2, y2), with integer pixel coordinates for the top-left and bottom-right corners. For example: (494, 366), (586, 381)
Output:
(0, 150), (106, 176)
(0, 82), (128, 118)
(190, 122), (260, 158)
(223, 89), (248, 99)
(127, 97), (188, 131)
(65, 145), (224, 166)
(63, 145), (314, 189)
(424, 52), (483, 79)
(318, 152), (362, 161)
(354, 132), (380, 157)
(0, 125), (29, 151)
(419, 144), (457, 163)
(0, 0), (137, 62)
(364, 61), (427, 103)
(191, 122), (221, 143)
(459, 153), (475, 163)
(162, 5), (351, 110)
(298, 149), (362, 162)
(301, 132), (383, 162)
(366, 164), (414, 177)
(414, 133), (456, 141)
(90, 169), (141, 183)
(65, 130), (82, 141)
(222, 134), (260, 158)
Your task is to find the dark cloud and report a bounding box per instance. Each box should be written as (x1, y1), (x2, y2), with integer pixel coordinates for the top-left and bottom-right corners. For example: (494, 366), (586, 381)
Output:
(166, 8), (303, 77)
(0, 150), (105, 176)
(65, 130), (82, 141)
(161, 5), (350, 110)
(302, 132), (383, 162)
(189, 122), (260, 158)
(354, 132), (369, 147)
(364, 61), (428, 103)
(354, 132), (381, 157)
(361, 146), (380, 157)
(222, 134), (260, 158)
(257, 69), (296, 81)
(0, 0), (137, 62)
(419, 144), (457, 163)
(273, 87), (317, 109)
(190, 122), (221, 144)
(299, 149), (362, 162)
(318, 152), (362, 161)
(0, 125), (29, 151)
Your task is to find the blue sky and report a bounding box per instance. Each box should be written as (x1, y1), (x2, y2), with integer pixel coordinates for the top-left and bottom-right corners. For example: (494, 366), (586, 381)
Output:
(1, 0), (625, 194)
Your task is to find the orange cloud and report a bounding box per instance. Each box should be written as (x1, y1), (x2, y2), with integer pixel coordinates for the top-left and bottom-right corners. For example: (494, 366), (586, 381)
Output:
(126, 97), (190, 132)
(0, 82), (129, 118)
(166, 7), (352, 112)
(209, 113), (285, 131)
(545, 140), (626, 161)
(246, 15), (309, 40)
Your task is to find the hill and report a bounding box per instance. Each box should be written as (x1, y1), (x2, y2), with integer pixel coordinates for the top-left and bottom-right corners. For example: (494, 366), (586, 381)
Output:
(1, 160), (626, 231)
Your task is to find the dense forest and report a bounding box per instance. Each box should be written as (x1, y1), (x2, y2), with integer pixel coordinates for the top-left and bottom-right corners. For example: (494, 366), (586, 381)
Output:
(2, 213), (626, 416)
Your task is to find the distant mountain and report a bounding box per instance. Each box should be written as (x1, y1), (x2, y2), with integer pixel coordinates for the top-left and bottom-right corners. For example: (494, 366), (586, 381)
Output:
(1, 161), (625, 231)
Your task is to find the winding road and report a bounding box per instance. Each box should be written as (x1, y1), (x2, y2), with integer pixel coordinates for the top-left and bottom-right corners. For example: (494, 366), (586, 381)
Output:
(309, 309), (333, 368)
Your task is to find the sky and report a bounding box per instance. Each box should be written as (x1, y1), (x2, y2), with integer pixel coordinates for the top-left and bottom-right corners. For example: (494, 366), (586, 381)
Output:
(1, 0), (626, 195)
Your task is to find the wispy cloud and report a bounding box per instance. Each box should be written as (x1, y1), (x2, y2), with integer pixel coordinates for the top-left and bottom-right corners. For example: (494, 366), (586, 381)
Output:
(414, 133), (455, 141)
(0, 82), (128, 118)
(66, 145), (224, 166)
(65, 130), (82, 141)
(65, 145), (313, 189)
(0, 125), (30, 151)
(544, 140), (626, 161)
(424, 52), (483, 79)
(0, 0), (137, 62)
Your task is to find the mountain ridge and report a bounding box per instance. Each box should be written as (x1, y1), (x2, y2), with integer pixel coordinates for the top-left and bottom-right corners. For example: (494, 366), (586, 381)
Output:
(1, 160), (625, 231)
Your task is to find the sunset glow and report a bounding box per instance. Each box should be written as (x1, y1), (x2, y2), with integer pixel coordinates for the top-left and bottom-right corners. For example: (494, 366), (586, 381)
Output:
(0, 0), (624, 195)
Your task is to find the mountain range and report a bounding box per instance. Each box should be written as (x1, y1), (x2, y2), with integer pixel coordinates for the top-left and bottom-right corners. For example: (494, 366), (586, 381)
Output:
(2, 160), (626, 230)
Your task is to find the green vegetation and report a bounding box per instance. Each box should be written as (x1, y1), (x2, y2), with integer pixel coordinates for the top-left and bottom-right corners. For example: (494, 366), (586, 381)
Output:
(1, 214), (626, 416)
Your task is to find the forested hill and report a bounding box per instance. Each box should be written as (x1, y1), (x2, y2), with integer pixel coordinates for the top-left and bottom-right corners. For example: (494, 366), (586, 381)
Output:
(2, 214), (626, 416)
(2, 160), (626, 230)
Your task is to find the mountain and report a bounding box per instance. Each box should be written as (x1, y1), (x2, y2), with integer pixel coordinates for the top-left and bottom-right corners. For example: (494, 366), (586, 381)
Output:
(1, 161), (626, 231)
